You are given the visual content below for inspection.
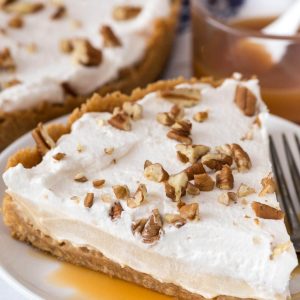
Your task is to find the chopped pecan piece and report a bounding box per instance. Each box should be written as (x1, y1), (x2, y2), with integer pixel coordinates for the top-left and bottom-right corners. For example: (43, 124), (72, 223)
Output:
(8, 15), (23, 28)
(60, 39), (73, 54)
(179, 203), (199, 221)
(259, 174), (276, 196)
(93, 179), (105, 188)
(74, 173), (88, 183)
(164, 214), (186, 228)
(186, 182), (200, 196)
(4, 2), (44, 14)
(194, 174), (215, 191)
(156, 112), (175, 126)
(184, 162), (205, 180)
(251, 201), (284, 220)
(72, 39), (102, 67)
(52, 152), (66, 161)
(51, 5), (66, 20)
(167, 119), (192, 144)
(100, 25), (121, 47)
(218, 192), (237, 206)
(159, 88), (201, 107)
(201, 153), (233, 171)
(237, 183), (255, 197)
(109, 202), (123, 220)
(112, 185), (130, 199)
(140, 209), (163, 243)
(193, 111), (208, 123)
(215, 144), (232, 156)
(0, 48), (15, 71)
(131, 218), (147, 234)
(123, 102), (143, 120)
(176, 144), (210, 164)
(108, 112), (131, 131)
(112, 5), (141, 21)
(32, 123), (55, 155)
(234, 85), (257, 117)
(216, 165), (234, 190)
(84, 192), (94, 208)
(230, 143), (251, 172)
(165, 172), (188, 202)
(127, 184), (147, 208)
(144, 162), (169, 182)
(104, 147), (114, 155)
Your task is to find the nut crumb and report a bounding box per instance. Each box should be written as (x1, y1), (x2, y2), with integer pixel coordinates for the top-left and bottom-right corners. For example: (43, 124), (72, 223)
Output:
(218, 192), (237, 206)
(159, 88), (201, 107)
(122, 102), (143, 120)
(112, 5), (141, 21)
(52, 152), (66, 161)
(51, 4), (66, 20)
(259, 174), (276, 196)
(193, 111), (208, 123)
(32, 123), (55, 155)
(84, 192), (94, 208)
(93, 179), (105, 188)
(0, 47), (15, 71)
(74, 173), (88, 183)
(164, 214), (186, 228)
(109, 202), (123, 220)
(104, 147), (114, 155)
(108, 112), (131, 131)
(100, 25), (121, 47)
(237, 183), (255, 197)
(8, 15), (23, 28)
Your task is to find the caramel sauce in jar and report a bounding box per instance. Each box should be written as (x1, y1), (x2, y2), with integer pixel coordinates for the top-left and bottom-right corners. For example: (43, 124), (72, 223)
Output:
(192, 7), (300, 123)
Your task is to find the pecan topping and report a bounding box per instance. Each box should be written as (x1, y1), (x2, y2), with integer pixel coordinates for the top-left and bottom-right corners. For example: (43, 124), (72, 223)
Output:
(60, 39), (73, 54)
(52, 152), (66, 161)
(104, 147), (114, 155)
(101, 193), (112, 203)
(0, 48), (15, 71)
(140, 209), (163, 244)
(194, 174), (215, 191)
(74, 173), (88, 183)
(1, 78), (21, 89)
(112, 5), (141, 21)
(237, 183), (256, 197)
(218, 192), (237, 206)
(216, 165), (234, 190)
(112, 185), (130, 199)
(159, 88), (201, 107)
(186, 182), (200, 196)
(108, 112), (131, 131)
(84, 192), (94, 208)
(100, 25), (121, 47)
(193, 111), (208, 123)
(156, 112), (175, 126)
(32, 123), (55, 155)
(176, 144), (210, 164)
(251, 201), (284, 220)
(92, 179), (105, 188)
(170, 105), (184, 120)
(4, 2), (44, 14)
(72, 39), (102, 67)
(184, 162), (205, 180)
(122, 102), (143, 120)
(234, 85), (257, 116)
(51, 5), (66, 20)
(109, 202), (123, 220)
(144, 162), (169, 183)
(201, 153), (233, 171)
(127, 184), (147, 208)
(144, 160), (152, 169)
(167, 120), (192, 144)
(165, 172), (188, 202)
(215, 144), (232, 156)
(259, 174), (276, 196)
(230, 143), (251, 172)
(131, 218), (147, 234)
(8, 15), (23, 28)
(164, 214), (186, 228)
(179, 203), (199, 221)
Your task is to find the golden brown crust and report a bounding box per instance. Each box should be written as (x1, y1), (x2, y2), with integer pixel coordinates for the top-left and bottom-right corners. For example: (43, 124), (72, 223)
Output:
(0, 0), (181, 151)
(2, 195), (252, 300)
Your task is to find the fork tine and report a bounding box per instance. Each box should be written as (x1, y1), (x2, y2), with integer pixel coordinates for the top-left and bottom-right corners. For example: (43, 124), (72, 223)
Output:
(282, 134), (300, 204)
(295, 134), (300, 155)
(269, 136), (300, 231)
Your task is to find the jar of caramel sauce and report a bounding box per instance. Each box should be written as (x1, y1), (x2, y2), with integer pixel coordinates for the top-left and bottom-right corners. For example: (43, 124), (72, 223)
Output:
(191, 0), (300, 123)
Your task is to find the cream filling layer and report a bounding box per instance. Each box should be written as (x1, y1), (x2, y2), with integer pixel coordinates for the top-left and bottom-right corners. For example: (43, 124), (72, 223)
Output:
(4, 78), (298, 299)
(0, 0), (171, 112)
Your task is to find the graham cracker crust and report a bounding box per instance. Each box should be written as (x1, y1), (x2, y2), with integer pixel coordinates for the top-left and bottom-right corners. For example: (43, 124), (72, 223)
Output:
(0, 0), (180, 151)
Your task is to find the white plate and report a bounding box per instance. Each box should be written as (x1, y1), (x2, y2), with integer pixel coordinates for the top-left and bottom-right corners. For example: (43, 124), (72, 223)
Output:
(0, 114), (299, 300)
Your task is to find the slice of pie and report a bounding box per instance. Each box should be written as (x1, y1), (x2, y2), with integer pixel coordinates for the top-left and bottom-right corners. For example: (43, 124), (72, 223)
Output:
(0, 0), (179, 150)
(3, 76), (298, 299)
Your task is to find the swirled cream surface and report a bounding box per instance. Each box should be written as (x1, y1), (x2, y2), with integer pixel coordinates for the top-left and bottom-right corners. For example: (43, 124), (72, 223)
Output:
(0, 0), (171, 112)
(3, 78), (298, 299)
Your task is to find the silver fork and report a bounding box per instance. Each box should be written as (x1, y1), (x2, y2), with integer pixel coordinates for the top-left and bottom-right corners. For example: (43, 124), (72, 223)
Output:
(269, 134), (300, 252)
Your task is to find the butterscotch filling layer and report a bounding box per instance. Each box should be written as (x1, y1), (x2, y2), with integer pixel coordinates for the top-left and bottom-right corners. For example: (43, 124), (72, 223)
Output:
(3, 77), (298, 299)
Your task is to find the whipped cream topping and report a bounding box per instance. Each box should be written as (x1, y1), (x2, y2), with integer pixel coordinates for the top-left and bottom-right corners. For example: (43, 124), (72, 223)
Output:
(3, 78), (298, 300)
(0, 0), (171, 112)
